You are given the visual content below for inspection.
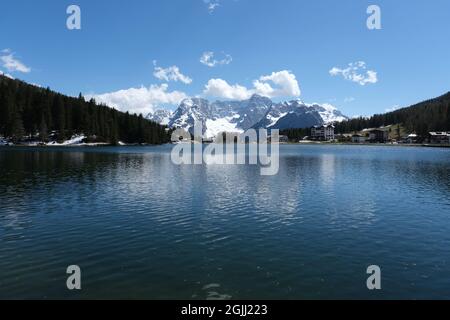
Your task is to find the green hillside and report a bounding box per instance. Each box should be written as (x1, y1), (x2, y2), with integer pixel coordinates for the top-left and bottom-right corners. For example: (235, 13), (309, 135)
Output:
(335, 92), (450, 136)
(0, 75), (170, 144)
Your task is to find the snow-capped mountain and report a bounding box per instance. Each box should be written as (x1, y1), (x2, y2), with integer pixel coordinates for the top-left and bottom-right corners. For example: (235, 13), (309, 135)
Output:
(147, 94), (347, 138)
(307, 103), (348, 124)
(254, 101), (347, 130)
(146, 109), (173, 126)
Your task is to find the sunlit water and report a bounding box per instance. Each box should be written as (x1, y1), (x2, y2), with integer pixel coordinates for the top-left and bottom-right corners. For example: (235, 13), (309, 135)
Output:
(0, 144), (450, 299)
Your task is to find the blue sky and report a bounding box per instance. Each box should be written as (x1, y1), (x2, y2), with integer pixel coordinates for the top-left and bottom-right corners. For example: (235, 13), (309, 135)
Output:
(1, 0), (449, 117)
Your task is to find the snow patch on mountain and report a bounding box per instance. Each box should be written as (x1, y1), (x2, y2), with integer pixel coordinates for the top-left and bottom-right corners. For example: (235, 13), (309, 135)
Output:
(147, 109), (173, 126)
(267, 112), (288, 128)
(205, 117), (244, 139)
(306, 103), (347, 124)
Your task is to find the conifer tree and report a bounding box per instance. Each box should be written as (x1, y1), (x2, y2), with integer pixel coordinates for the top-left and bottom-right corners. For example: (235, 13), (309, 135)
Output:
(39, 116), (49, 142)
(11, 113), (25, 143)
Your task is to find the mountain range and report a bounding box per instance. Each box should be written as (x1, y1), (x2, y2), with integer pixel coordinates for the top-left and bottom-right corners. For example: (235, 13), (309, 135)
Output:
(147, 94), (348, 138)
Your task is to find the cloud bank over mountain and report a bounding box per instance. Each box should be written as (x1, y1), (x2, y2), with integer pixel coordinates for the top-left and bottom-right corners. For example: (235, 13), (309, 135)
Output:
(90, 70), (302, 115)
(203, 70), (301, 100)
(88, 84), (188, 115)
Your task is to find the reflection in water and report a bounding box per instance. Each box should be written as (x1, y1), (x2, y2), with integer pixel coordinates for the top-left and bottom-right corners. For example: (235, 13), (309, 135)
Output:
(0, 145), (450, 299)
(319, 153), (336, 188)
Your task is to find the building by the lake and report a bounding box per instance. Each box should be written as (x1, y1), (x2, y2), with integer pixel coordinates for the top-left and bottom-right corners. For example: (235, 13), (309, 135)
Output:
(351, 134), (367, 143)
(368, 129), (389, 143)
(428, 132), (450, 144)
(311, 125), (335, 141)
(403, 134), (419, 144)
(267, 134), (289, 143)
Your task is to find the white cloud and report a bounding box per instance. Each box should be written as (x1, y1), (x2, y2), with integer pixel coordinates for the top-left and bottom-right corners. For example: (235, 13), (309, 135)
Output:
(344, 97), (355, 103)
(0, 50), (31, 73)
(385, 105), (400, 113)
(253, 70), (301, 98)
(88, 84), (188, 115)
(329, 61), (377, 86)
(0, 70), (15, 79)
(153, 63), (192, 84)
(203, 70), (301, 100)
(204, 78), (252, 100)
(204, 0), (220, 13)
(86, 70), (300, 115)
(200, 51), (232, 67)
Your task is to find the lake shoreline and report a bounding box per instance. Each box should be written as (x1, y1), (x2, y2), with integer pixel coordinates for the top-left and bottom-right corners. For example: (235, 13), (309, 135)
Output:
(289, 142), (450, 148)
(1, 142), (449, 149)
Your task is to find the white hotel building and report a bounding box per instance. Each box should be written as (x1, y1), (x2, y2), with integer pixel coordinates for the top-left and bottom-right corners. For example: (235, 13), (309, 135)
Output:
(311, 125), (335, 141)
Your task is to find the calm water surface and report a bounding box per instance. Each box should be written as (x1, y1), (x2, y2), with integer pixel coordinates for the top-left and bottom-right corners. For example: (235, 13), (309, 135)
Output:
(0, 145), (450, 299)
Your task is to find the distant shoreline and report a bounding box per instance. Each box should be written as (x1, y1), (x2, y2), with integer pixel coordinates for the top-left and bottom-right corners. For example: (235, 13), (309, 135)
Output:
(288, 142), (450, 148)
(1, 142), (450, 149)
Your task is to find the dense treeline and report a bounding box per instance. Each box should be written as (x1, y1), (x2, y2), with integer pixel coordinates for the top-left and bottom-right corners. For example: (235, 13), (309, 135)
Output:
(334, 92), (450, 136)
(280, 128), (310, 141)
(0, 75), (170, 144)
